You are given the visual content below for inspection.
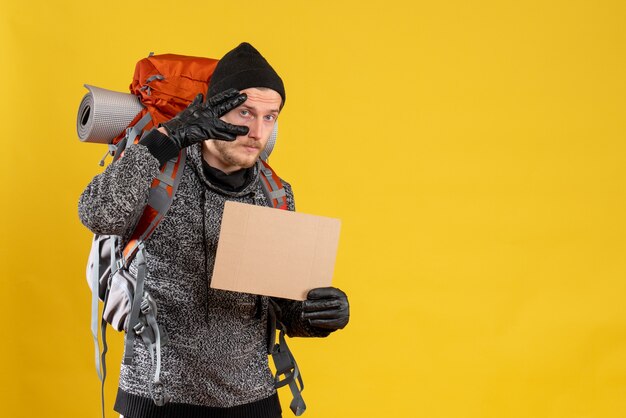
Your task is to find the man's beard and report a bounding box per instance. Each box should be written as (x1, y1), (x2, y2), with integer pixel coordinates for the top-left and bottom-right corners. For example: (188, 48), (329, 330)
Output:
(212, 139), (262, 168)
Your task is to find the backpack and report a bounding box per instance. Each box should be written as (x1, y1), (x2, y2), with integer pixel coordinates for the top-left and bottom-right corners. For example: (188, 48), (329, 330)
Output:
(80, 53), (304, 416)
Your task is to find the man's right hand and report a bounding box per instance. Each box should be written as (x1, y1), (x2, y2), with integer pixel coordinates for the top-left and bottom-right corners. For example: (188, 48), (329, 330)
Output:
(160, 88), (249, 150)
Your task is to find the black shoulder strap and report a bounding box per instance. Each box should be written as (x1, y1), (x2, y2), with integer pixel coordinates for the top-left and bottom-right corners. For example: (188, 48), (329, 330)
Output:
(268, 299), (306, 416)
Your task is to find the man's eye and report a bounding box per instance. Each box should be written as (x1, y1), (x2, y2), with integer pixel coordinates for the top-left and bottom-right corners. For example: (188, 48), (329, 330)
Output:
(264, 115), (276, 122)
(239, 109), (250, 117)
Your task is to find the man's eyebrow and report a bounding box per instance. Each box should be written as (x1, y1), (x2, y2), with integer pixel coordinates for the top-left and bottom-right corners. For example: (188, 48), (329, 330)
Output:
(239, 104), (280, 114)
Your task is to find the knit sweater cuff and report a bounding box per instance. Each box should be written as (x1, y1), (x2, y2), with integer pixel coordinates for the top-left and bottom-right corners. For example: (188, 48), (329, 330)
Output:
(138, 129), (181, 166)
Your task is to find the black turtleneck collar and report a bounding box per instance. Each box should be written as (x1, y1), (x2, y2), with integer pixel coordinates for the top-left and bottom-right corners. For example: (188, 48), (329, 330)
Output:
(202, 159), (255, 192)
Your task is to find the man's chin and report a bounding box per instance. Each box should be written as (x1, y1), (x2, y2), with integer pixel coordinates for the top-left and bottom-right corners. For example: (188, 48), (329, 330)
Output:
(232, 154), (260, 170)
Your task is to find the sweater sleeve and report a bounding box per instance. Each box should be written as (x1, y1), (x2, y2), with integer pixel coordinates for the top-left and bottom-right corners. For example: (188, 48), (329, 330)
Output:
(78, 143), (162, 238)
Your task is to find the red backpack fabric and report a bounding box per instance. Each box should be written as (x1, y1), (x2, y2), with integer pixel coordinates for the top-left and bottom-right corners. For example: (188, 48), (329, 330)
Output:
(112, 54), (219, 146)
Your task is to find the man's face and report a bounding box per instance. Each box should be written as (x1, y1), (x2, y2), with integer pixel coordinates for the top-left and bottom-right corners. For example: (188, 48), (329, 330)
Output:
(202, 87), (282, 173)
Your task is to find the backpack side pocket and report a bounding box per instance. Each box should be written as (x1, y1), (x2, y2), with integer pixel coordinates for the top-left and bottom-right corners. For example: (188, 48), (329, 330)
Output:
(103, 268), (136, 332)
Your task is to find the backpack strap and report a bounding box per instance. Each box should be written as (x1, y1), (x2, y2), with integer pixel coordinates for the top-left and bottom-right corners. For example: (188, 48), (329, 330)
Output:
(88, 237), (104, 381)
(139, 293), (171, 406)
(98, 278), (112, 418)
(260, 163), (305, 414)
(113, 112), (154, 162)
(268, 299), (306, 416)
(122, 148), (186, 264)
(274, 328), (306, 416)
(99, 320), (109, 416)
(123, 242), (147, 365)
(88, 235), (119, 418)
(122, 243), (171, 405)
(258, 160), (288, 209)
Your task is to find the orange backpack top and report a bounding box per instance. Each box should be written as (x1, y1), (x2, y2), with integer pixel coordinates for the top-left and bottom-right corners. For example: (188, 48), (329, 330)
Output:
(112, 54), (219, 146)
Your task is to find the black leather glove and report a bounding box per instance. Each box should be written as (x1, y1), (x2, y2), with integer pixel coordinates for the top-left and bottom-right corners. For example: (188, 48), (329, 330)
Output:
(161, 89), (249, 149)
(302, 287), (350, 331)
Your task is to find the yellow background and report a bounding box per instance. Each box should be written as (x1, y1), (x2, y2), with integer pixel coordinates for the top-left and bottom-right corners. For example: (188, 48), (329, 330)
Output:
(1, 0), (625, 417)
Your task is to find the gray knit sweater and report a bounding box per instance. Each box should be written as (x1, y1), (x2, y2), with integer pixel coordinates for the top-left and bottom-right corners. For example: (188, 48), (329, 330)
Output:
(78, 142), (326, 417)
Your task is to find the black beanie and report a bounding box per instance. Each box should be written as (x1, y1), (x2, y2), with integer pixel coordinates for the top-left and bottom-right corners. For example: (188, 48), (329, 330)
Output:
(208, 42), (286, 108)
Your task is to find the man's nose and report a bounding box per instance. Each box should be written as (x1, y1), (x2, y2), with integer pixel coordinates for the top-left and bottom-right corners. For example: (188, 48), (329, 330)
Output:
(246, 118), (264, 140)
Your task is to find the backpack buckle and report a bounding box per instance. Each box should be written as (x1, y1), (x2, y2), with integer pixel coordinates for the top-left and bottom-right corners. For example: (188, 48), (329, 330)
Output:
(152, 380), (171, 406)
(133, 321), (146, 335)
(141, 299), (151, 314)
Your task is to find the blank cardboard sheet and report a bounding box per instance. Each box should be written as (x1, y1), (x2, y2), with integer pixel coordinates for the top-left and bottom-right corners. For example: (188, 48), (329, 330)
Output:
(210, 201), (341, 300)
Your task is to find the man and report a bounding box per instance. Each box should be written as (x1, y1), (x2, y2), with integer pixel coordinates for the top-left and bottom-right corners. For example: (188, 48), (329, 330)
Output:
(79, 42), (349, 418)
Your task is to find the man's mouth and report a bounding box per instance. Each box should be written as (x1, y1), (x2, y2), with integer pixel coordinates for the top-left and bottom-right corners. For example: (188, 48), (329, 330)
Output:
(241, 143), (260, 150)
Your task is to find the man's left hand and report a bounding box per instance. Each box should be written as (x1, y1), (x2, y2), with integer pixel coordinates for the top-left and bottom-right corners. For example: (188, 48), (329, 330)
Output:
(302, 287), (350, 331)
